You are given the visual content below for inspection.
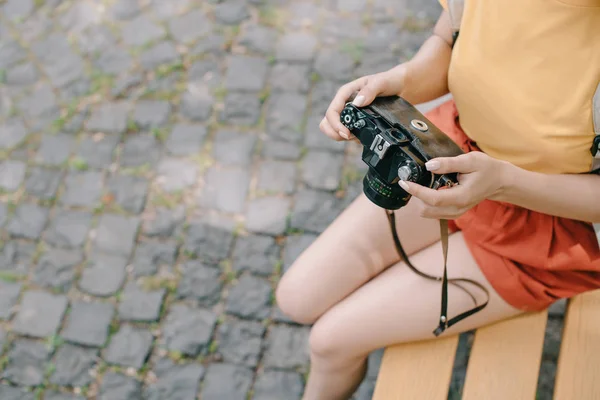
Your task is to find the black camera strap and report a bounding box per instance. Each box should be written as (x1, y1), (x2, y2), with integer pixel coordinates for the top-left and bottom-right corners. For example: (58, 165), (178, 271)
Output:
(385, 210), (490, 336)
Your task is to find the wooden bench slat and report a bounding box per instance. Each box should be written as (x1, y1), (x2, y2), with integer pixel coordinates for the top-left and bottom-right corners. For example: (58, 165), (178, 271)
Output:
(553, 290), (600, 400)
(372, 335), (459, 400)
(461, 311), (548, 400)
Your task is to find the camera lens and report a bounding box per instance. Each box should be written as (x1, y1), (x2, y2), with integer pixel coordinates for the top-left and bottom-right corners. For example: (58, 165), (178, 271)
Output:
(362, 169), (411, 210)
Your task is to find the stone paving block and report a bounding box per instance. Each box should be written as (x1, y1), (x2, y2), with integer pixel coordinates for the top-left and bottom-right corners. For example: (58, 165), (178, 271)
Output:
(188, 58), (222, 88)
(220, 93), (262, 125)
(212, 130), (257, 166)
(168, 9), (212, 44)
(224, 55), (268, 91)
(49, 344), (97, 387)
(133, 100), (172, 129)
(180, 86), (213, 121)
(176, 261), (222, 306)
(163, 304), (217, 357)
(5, 62), (38, 88)
(3, 0), (34, 20)
(0, 160), (26, 192)
(232, 234), (280, 276)
(131, 240), (178, 277)
(0, 281), (21, 320)
(45, 210), (92, 249)
(301, 150), (345, 191)
(263, 325), (310, 370)
(192, 33), (226, 56)
(143, 358), (204, 400)
(79, 252), (128, 297)
(24, 167), (63, 201)
(304, 113), (347, 152)
(217, 320), (265, 367)
(60, 170), (103, 207)
(201, 363), (253, 400)
(142, 205), (186, 238)
(276, 32), (318, 62)
(214, 2), (250, 25)
(183, 216), (235, 265)
(0, 119), (28, 150)
(12, 290), (68, 338)
(266, 92), (307, 143)
(198, 167), (250, 214)
(0, 241), (36, 275)
(0, 384), (35, 400)
(104, 325), (153, 369)
(75, 133), (119, 168)
(35, 133), (75, 166)
(106, 174), (149, 214)
(156, 158), (198, 193)
(33, 248), (84, 292)
(140, 41), (180, 70)
(95, 47), (134, 75)
(118, 282), (166, 322)
(314, 48), (355, 82)
(7, 203), (49, 240)
(94, 214), (140, 258)
(262, 140), (303, 161)
(62, 300), (115, 347)
(238, 24), (277, 54)
(245, 197), (291, 236)
(290, 189), (343, 233)
(0, 202), (6, 227)
(44, 392), (86, 400)
(120, 133), (161, 168)
(98, 372), (142, 400)
(257, 160), (297, 195)
(225, 274), (272, 320)
(283, 234), (318, 272)
(253, 370), (305, 400)
(165, 124), (207, 156)
(110, 0), (141, 20)
(121, 14), (165, 46)
(2, 339), (51, 386)
(86, 102), (130, 134)
(270, 63), (311, 93)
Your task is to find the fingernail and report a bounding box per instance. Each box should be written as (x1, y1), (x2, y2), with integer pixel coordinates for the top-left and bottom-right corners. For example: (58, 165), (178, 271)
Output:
(352, 95), (365, 107)
(398, 180), (410, 191)
(425, 160), (440, 171)
(339, 130), (349, 140)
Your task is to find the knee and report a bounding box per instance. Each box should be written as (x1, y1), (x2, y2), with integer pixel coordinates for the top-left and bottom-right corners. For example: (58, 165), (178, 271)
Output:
(308, 315), (361, 368)
(275, 272), (319, 325)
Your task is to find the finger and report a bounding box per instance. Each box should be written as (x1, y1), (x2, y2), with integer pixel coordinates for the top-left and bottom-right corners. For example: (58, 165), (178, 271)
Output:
(319, 117), (345, 141)
(419, 205), (467, 220)
(351, 75), (386, 108)
(399, 180), (467, 207)
(424, 153), (481, 174)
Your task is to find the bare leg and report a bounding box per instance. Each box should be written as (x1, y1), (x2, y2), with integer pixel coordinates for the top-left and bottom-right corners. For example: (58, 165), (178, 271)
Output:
(276, 193), (442, 325)
(301, 232), (522, 400)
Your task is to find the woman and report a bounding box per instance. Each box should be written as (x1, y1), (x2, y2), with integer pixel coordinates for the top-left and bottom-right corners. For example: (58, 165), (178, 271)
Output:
(276, 1), (600, 399)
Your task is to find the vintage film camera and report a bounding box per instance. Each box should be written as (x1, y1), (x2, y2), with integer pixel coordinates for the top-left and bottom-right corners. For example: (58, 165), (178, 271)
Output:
(340, 95), (464, 210)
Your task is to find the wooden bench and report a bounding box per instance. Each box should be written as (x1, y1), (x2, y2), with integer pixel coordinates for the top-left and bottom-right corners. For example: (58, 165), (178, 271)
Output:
(372, 289), (600, 399)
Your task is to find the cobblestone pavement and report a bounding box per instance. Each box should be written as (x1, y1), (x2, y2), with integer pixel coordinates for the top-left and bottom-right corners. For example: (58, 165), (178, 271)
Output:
(0, 0), (564, 399)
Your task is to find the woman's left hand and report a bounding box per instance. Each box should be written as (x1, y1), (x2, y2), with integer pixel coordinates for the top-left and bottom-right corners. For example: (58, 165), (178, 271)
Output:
(398, 152), (513, 219)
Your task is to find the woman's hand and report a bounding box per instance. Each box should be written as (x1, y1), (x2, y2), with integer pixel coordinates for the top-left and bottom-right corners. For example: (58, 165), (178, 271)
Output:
(399, 152), (514, 219)
(320, 68), (406, 141)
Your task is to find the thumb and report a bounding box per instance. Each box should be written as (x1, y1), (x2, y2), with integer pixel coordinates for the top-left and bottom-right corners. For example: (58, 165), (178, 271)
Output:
(425, 153), (479, 174)
(351, 81), (384, 108)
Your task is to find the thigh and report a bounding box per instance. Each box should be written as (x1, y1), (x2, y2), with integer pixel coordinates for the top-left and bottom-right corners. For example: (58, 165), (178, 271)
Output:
(309, 231), (523, 356)
(276, 192), (442, 324)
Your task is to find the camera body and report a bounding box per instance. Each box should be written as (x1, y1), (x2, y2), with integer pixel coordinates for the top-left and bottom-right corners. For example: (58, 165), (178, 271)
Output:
(340, 95), (463, 210)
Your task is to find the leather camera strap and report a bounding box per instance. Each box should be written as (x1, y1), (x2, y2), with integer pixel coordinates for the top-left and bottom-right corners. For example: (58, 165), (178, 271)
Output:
(385, 210), (490, 336)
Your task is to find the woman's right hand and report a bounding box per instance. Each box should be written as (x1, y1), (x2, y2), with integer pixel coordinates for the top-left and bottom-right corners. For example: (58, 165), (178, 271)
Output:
(319, 68), (406, 141)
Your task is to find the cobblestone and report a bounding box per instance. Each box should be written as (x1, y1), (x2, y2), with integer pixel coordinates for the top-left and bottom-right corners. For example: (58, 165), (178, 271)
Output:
(0, 2), (560, 398)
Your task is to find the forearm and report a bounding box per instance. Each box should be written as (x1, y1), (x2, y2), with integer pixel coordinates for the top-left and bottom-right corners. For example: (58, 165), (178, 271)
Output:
(497, 162), (600, 223)
(385, 13), (453, 105)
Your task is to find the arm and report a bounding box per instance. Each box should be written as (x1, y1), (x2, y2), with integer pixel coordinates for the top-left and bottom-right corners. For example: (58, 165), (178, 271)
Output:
(321, 11), (454, 141)
(498, 163), (600, 223)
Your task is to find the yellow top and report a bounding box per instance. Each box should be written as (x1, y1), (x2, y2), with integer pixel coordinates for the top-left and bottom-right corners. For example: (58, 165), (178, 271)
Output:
(438, 0), (600, 174)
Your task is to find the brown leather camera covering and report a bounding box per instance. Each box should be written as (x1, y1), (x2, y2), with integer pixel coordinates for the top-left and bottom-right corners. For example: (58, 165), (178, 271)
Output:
(367, 95), (464, 160)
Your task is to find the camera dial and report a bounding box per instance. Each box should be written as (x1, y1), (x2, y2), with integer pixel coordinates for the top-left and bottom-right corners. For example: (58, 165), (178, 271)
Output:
(397, 165), (412, 181)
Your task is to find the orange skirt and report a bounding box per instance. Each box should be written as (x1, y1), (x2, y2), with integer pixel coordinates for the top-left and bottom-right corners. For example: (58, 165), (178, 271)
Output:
(424, 100), (600, 312)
